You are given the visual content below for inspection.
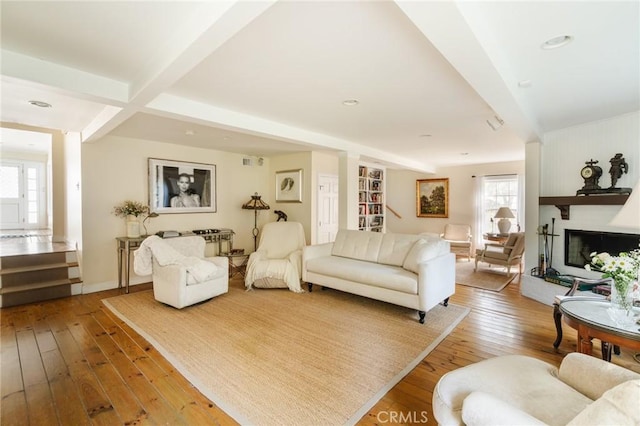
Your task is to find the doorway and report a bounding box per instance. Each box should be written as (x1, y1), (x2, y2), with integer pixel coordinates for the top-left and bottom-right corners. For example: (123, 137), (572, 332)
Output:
(1, 160), (47, 230)
(317, 174), (339, 244)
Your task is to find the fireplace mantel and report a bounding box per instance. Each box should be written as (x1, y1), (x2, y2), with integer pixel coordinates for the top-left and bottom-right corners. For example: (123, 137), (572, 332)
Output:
(539, 195), (629, 220)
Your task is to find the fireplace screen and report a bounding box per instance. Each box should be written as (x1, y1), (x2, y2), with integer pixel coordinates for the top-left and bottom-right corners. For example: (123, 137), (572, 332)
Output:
(564, 229), (640, 268)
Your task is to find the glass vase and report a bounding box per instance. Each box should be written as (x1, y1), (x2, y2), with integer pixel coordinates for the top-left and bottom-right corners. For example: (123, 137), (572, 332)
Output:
(608, 278), (634, 327)
(126, 215), (141, 238)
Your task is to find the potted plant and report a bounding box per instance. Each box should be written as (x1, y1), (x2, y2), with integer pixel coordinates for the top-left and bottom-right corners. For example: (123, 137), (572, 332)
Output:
(113, 200), (149, 238)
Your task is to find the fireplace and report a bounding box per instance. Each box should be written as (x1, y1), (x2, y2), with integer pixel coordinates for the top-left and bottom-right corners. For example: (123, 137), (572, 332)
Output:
(564, 229), (640, 268)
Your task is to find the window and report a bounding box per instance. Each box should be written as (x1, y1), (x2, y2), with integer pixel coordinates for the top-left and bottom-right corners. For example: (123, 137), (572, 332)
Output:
(480, 175), (519, 235)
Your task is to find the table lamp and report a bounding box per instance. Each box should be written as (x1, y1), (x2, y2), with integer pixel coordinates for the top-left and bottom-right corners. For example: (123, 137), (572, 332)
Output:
(494, 207), (515, 235)
(242, 193), (270, 251)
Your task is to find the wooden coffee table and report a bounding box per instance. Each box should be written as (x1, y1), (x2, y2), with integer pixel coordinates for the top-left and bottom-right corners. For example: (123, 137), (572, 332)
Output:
(559, 298), (640, 360)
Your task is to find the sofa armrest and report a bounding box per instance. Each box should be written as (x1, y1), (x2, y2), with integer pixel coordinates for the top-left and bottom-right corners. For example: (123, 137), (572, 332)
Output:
(303, 243), (333, 260)
(559, 352), (640, 400)
(417, 252), (456, 311)
(204, 256), (229, 274)
(462, 392), (547, 426)
(302, 243), (333, 281)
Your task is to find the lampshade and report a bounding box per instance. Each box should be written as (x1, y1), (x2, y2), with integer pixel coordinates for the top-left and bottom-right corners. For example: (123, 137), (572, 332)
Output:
(494, 207), (515, 235)
(494, 207), (515, 219)
(609, 181), (640, 230)
(242, 193), (270, 210)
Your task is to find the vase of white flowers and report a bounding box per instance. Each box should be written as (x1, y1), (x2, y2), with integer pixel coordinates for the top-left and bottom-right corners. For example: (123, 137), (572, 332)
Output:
(586, 249), (639, 326)
(113, 201), (149, 238)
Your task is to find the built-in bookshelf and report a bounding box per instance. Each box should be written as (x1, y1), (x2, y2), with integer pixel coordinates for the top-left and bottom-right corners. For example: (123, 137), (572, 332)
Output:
(358, 164), (385, 232)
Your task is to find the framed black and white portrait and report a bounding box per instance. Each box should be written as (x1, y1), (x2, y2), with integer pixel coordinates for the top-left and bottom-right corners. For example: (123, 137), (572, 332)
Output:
(148, 158), (216, 214)
(275, 169), (303, 203)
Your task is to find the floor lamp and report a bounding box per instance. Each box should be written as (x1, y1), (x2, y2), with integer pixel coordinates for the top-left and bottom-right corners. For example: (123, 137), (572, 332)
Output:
(242, 192), (270, 251)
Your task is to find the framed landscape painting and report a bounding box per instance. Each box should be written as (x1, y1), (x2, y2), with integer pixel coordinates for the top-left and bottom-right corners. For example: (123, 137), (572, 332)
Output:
(148, 158), (216, 214)
(416, 178), (449, 218)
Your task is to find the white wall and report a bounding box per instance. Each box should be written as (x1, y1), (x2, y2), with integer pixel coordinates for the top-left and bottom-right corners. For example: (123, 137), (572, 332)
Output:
(64, 132), (83, 268)
(539, 111), (639, 277)
(269, 152), (313, 243)
(81, 135), (271, 291)
(522, 111), (640, 305)
(386, 161), (525, 245)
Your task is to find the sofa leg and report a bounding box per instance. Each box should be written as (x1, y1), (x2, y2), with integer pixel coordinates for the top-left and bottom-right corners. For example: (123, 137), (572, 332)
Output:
(418, 311), (426, 324)
(443, 297), (449, 307)
(307, 283), (313, 292)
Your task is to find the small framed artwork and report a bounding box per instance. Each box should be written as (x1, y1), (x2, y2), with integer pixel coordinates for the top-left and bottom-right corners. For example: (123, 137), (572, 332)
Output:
(416, 178), (449, 218)
(275, 169), (303, 203)
(148, 158), (216, 214)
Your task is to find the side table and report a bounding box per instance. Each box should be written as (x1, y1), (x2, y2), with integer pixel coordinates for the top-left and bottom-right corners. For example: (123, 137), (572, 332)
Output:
(483, 233), (509, 244)
(116, 236), (147, 293)
(223, 252), (249, 279)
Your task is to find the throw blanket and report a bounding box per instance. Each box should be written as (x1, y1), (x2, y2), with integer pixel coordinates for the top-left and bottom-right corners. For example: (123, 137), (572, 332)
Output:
(134, 236), (218, 281)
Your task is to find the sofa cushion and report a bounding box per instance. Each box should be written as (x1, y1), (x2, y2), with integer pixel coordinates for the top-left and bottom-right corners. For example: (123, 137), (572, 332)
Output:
(377, 233), (421, 266)
(403, 239), (443, 274)
(331, 229), (383, 263)
(566, 380), (640, 426)
(306, 256), (418, 294)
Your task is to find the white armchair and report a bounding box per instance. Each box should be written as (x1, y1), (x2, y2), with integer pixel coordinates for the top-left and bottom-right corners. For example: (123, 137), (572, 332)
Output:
(245, 221), (306, 292)
(441, 224), (472, 261)
(149, 236), (229, 309)
(433, 353), (640, 426)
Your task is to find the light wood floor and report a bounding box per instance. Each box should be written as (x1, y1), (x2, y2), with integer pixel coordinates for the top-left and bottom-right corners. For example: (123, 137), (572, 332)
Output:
(2, 276), (639, 425)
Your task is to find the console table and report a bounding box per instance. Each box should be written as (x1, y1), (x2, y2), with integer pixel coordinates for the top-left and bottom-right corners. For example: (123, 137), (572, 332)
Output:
(116, 230), (235, 293)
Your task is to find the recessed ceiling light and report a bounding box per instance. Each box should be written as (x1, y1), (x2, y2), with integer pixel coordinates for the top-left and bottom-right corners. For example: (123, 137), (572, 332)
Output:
(518, 79), (532, 88)
(541, 35), (573, 50)
(28, 100), (52, 108)
(342, 99), (359, 106)
(419, 134), (432, 138)
(185, 129), (195, 136)
(460, 152), (469, 156)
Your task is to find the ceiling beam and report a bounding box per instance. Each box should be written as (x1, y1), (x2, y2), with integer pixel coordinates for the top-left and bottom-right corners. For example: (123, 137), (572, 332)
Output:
(146, 94), (436, 173)
(82, 1), (277, 143)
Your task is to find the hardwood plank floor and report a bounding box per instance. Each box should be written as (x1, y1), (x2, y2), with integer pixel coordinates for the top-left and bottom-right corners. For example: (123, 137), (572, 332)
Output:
(1, 276), (638, 425)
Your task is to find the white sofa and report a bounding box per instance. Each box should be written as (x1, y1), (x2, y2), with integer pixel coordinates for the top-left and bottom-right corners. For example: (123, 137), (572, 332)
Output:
(433, 353), (640, 426)
(302, 229), (455, 323)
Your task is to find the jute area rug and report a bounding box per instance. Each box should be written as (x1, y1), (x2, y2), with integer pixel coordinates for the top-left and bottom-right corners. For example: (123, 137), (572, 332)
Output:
(456, 259), (517, 292)
(103, 282), (469, 426)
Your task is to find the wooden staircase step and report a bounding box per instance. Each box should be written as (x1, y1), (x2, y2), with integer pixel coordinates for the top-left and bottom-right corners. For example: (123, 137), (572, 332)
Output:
(0, 278), (82, 295)
(0, 262), (79, 275)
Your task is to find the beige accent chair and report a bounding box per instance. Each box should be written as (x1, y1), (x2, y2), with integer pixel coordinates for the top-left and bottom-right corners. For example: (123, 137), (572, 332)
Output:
(151, 236), (229, 309)
(441, 224), (473, 261)
(245, 221), (306, 293)
(433, 353), (640, 426)
(474, 232), (524, 274)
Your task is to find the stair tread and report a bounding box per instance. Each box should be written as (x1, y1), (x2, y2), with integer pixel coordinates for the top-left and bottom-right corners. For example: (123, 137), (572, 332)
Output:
(0, 262), (79, 275)
(0, 278), (81, 294)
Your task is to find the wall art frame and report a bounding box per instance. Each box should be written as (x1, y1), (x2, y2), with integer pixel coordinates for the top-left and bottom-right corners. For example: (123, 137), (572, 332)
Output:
(275, 169), (303, 203)
(416, 178), (449, 218)
(148, 158), (216, 214)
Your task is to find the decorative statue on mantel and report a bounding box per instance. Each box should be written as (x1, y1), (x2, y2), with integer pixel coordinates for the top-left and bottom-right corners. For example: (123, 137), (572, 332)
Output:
(606, 153), (632, 195)
(608, 153), (628, 188)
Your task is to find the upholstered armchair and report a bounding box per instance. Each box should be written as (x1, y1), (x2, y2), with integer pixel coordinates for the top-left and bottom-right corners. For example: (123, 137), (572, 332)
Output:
(245, 221), (306, 292)
(433, 353), (640, 426)
(138, 235), (229, 309)
(474, 232), (524, 274)
(441, 224), (472, 261)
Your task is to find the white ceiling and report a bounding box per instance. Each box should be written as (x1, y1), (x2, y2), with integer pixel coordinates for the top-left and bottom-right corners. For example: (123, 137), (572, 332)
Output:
(1, 1), (638, 172)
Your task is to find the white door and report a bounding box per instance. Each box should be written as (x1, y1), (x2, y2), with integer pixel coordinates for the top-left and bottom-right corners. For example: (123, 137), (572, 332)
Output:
(0, 161), (46, 230)
(317, 174), (339, 244)
(0, 162), (24, 229)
